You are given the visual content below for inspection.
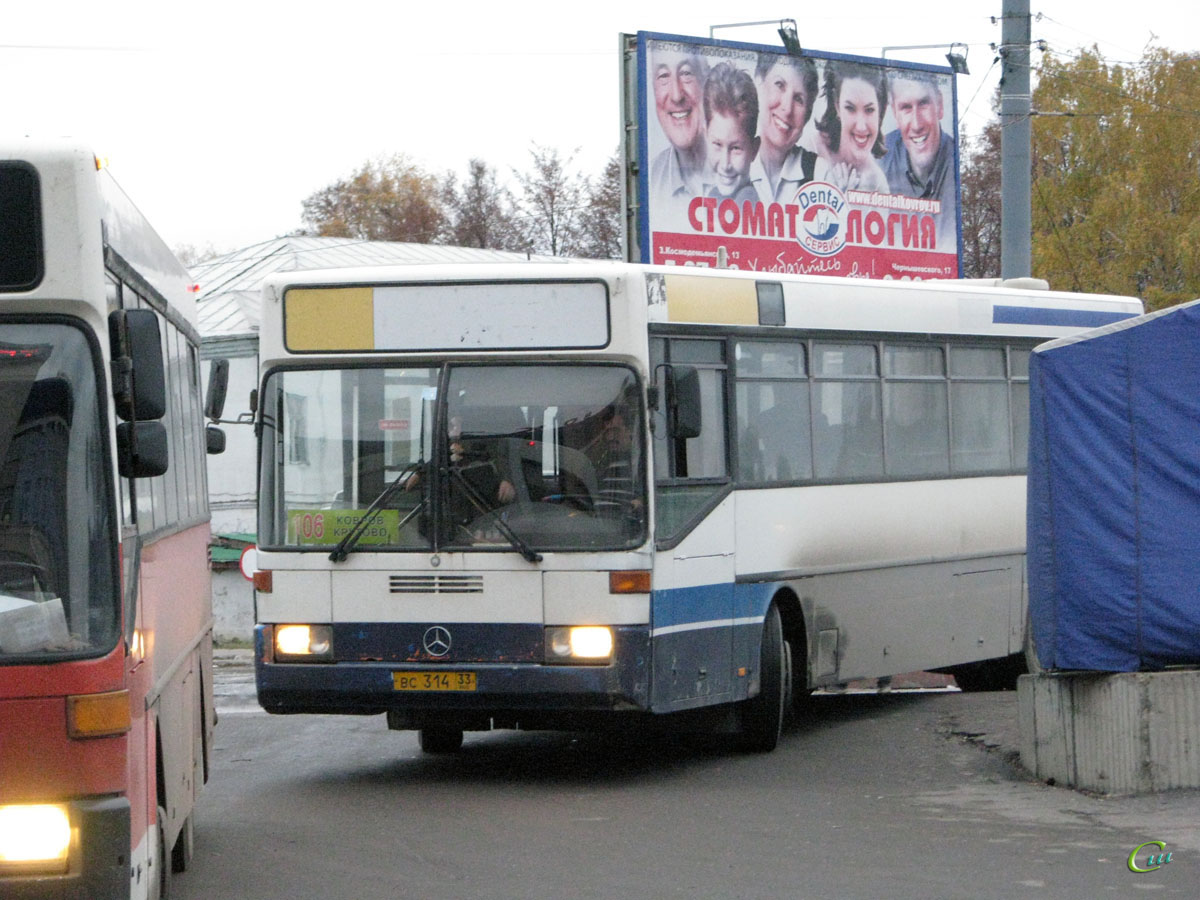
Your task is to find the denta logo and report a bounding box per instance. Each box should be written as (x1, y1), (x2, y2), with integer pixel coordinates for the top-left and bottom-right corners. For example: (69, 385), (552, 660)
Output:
(794, 182), (848, 257)
(1128, 841), (1173, 873)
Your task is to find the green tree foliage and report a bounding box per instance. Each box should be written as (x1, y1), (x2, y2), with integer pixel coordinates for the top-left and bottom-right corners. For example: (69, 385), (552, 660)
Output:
(1030, 47), (1200, 308)
(301, 154), (446, 243)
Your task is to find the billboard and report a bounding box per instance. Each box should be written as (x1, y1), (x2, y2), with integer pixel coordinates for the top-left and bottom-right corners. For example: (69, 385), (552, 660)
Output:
(623, 32), (962, 279)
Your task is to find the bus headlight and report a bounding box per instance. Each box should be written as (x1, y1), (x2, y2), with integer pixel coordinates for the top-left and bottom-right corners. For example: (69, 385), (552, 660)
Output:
(0, 804), (71, 872)
(273, 624), (333, 662)
(545, 626), (613, 664)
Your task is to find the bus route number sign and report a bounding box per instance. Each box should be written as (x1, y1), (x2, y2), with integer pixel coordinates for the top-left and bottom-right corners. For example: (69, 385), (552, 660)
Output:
(287, 509), (401, 546)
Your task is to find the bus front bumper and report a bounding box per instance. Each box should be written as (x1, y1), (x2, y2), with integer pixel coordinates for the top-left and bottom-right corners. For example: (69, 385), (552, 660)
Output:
(254, 623), (651, 726)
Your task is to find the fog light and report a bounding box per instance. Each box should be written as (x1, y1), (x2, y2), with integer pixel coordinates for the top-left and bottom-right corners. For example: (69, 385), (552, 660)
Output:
(545, 626), (613, 663)
(274, 624), (333, 661)
(0, 804), (71, 871)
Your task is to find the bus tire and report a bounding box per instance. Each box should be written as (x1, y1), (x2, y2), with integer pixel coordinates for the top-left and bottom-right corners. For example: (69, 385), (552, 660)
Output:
(738, 603), (786, 752)
(171, 812), (194, 873)
(150, 805), (172, 900)
(419, 726), (464, 754)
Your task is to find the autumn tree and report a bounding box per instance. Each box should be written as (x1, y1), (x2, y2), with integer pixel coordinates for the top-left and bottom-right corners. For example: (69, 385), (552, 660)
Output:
(573, 153), (624, 260)
(298, 147), (623, 258)
(511, 144), (585, 257)
(1030, 47), (1200, 308)
(958, 119), (1003, 279)
(301, 154), (446, 243)
(442, 159), (524, 251)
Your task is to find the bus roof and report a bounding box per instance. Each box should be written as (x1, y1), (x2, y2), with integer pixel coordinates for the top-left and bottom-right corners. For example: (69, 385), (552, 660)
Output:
(258, 261), (1144, 356)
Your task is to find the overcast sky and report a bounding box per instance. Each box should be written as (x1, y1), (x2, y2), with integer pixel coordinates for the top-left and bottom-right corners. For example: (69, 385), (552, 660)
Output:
(6, 1), (1194, 255)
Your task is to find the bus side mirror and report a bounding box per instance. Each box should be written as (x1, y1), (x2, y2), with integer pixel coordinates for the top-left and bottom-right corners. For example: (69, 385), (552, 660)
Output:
(669, 366), (702, 440)
(116, 421), (169, 478)
(206, 359), (229, 422)
(109, 309), (166, 421)
(206, 425), (227, 455)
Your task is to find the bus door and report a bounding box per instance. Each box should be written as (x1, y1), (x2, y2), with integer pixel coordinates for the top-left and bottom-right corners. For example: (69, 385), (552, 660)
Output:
(649, 337), (735, 710)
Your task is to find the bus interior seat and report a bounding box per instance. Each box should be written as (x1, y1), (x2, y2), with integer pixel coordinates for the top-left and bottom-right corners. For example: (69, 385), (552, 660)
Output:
(501, 438), (598, 503)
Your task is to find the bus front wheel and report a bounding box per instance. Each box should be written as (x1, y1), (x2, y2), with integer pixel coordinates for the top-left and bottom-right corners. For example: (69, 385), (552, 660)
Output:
(737, 603), (787, 752)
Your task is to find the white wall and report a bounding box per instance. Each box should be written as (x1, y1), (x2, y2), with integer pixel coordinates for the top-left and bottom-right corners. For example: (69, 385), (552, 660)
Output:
(203, 337), (259, 642)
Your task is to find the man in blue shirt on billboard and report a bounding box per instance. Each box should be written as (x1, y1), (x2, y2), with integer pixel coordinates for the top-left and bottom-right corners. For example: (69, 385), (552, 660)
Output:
(881, 70), (957, 248)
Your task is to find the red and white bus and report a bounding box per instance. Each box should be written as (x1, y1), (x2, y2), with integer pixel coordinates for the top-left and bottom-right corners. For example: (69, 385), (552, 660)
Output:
(0, 140), (224, 899)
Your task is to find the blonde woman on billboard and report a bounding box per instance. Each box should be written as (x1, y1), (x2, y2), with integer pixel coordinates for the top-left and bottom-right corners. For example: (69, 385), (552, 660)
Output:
(649, 46), (708, 204)
(813, 60), (890, 193)
(701, 62), (761, 203)
(749, 53), (820, 204)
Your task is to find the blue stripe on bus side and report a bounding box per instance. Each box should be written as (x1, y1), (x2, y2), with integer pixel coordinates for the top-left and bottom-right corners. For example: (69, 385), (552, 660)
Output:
(650, 583), (732, 635)
(650, 582), (775, 635)
(992, 305), (1136, 328)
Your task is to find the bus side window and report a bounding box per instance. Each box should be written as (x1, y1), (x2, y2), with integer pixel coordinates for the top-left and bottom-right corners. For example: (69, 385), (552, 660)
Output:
(812, 343), (882, 480)
(654, 339), (727, 480)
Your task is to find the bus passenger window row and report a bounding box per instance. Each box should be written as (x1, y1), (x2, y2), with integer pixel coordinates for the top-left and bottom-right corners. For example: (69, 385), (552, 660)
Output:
(735, 338), (1032, 485)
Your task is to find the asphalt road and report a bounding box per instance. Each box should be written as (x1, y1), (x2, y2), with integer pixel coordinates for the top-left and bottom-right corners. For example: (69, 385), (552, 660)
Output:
(174, 652), (1200, 899)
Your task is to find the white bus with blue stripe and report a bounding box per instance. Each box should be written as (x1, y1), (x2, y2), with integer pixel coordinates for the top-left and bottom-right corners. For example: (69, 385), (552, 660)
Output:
(251, 264), (1141, 752)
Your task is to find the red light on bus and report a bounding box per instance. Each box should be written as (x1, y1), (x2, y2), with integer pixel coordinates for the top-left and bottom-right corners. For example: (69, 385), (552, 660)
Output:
(0, 345), (47, 362)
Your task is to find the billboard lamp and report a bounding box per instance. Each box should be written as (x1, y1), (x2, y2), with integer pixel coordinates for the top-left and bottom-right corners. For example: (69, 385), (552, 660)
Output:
(777, 20), (802, 56)
(709, 18), (803, 56)
(946, 43), (970, 74)
(881, 42), (970, 75)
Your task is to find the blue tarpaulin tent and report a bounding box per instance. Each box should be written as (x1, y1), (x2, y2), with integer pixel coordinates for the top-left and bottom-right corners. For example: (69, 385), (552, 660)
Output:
(1027, 298), (1200, 671)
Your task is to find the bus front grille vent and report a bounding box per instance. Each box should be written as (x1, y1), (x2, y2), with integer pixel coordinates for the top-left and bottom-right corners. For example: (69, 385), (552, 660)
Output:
(388, 575), (485, 594)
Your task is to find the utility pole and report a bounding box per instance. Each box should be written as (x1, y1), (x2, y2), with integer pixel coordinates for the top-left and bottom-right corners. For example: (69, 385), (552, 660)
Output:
(1000, 0), (1032, 278)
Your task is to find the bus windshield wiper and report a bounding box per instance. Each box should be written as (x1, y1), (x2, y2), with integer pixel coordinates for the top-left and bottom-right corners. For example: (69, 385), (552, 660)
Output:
(329, 460), (423, 562)
(448, 465), (542, 564)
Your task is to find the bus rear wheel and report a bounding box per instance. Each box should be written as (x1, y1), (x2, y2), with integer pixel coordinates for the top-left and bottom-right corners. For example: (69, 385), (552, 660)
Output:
(738, 603), (787, 752)
(419, 726), (464, 754)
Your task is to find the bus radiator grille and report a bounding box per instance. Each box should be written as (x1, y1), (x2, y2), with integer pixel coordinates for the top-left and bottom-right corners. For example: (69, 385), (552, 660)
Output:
(388, 575), (485, 594)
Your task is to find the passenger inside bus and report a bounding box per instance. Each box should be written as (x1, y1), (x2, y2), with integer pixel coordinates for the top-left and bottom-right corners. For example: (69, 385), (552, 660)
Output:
(445, 414), (516, 539)
(581, 405), (643, 517)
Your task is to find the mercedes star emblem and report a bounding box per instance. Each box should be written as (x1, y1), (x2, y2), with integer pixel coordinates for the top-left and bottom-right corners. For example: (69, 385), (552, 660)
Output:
(422, 626), (452, 657)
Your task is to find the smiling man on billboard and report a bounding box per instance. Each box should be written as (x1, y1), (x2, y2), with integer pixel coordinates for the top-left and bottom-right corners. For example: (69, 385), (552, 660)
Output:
(882, 70), (957, 247)
(649, 45), (708, 205)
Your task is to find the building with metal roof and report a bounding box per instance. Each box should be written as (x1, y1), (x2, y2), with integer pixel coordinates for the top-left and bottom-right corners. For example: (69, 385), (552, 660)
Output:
(194, 234), (549, 340)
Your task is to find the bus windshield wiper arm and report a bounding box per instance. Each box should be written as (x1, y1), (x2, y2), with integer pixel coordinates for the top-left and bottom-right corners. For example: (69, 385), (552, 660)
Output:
(448, 466), (542, 564)
(329, 461), (422, 563)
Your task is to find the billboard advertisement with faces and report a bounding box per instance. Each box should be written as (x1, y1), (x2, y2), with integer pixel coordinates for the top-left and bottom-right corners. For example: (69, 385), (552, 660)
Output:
(630, 32), (961, 279)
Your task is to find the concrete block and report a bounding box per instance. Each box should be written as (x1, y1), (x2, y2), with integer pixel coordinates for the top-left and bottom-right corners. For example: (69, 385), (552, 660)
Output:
(1018, 670), (1200, 794)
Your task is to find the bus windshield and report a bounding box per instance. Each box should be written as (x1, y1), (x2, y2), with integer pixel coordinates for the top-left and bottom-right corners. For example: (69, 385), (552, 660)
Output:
(0, 323), (118, 661)
(260, 363), (646, 553)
